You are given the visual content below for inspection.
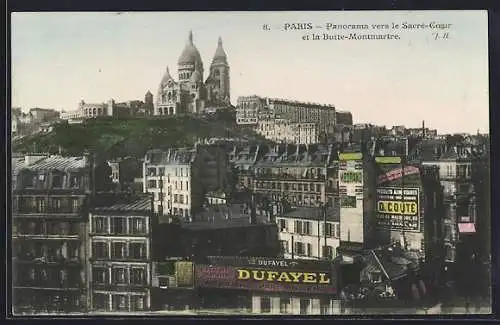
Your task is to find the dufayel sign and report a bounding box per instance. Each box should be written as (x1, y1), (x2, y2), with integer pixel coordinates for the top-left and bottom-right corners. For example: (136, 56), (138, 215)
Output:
(194, 256), (337, 294)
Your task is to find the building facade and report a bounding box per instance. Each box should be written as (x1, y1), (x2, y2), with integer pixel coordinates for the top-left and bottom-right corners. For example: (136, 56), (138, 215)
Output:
(142, 145), (229, 220)
(88, 195), (154, 313)
(252, 144), (338, 209)
(154, 31), (231, 116)
(78, 99), (131, 119)
(12, 154), (93, 313)
(276, 207), (340, 260)
(255, 119), (319, 145)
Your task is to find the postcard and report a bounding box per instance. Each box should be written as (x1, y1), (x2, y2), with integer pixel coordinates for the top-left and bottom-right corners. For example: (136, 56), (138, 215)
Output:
(10, 10), (490, 316)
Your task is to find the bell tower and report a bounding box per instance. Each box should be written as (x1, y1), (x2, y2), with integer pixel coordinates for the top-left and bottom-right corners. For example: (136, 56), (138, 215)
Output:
(208, 37), (230, 106)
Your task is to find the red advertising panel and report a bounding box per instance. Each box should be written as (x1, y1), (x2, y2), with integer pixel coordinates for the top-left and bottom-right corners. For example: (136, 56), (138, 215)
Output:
(195, 257), (337, 294)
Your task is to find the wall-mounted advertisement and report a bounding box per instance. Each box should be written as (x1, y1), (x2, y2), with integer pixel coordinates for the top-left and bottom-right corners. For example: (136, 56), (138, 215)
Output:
(375, 187), (420, 232)
(194, 256), (337, 294)
(338, 152), (363, 203)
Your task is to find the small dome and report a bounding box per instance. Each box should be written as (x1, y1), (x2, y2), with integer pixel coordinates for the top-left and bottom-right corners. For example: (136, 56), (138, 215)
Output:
(160, 66), (174, 85)
(178, 31), (204, 68)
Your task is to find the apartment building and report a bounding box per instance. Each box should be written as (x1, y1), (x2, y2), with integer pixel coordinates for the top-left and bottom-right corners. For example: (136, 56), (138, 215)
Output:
(252, 144), (338, 209)
(255, 119), (319, 145)
(142, 145), (228, 220)
(12, 154), (93, 314)
(276, 206), (340, 260)
(236, 96), (336, 133)
(415, 140), (482, 263)
(88, 194), (154, 313)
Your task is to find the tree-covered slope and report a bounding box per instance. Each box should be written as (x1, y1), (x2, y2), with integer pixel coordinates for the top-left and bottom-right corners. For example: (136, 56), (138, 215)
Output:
(13, 113), (264, 160)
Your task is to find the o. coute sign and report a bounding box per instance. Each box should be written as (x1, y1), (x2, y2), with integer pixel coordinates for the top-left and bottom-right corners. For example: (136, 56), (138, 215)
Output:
(195, 257), (337, 294)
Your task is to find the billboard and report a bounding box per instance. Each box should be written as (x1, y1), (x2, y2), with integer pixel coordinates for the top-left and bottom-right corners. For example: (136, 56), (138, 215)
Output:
(175, 261), (194, 287)
(194, 256), (337, 294)
(375, 187), (420, 232)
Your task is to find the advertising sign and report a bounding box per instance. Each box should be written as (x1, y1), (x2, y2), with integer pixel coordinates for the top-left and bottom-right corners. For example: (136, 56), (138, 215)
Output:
(377, 166), (420, 185)
(175, 261), (194, 287)
(194, 257), (337, 294)
(375, 187), (420, 232)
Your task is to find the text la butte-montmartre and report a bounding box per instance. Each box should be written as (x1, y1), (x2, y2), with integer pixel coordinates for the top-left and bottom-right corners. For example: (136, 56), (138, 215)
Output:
(317, 33), (401, 40)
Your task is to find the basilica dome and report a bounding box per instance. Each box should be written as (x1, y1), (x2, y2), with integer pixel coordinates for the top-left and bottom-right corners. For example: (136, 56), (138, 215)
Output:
(178, 31), (204, 68)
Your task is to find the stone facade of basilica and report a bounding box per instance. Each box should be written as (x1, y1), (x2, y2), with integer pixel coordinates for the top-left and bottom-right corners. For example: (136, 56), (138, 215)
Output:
(154, 31), (231, 116)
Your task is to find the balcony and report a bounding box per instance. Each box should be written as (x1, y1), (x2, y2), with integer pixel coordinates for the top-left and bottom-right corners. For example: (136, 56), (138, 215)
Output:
(13, 207), (82, 217)
(14, 254), (82, 266)
(13, 232), (80, 240)
(13, 280), (82, 290)
(255, 173), (326, 181)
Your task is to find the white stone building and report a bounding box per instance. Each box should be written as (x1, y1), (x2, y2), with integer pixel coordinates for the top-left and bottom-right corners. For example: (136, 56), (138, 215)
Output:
(255, 119), (319, 145)
(276, 207), (340, 260)
(142, 145), (228, 220)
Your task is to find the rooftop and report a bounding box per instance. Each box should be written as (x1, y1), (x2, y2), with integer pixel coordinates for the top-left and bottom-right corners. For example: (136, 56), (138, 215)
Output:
(179, 203), (268, 230)
(281, 206), (340, 222)
(93, 194), (152, 214)
(13, 154), (88, 172)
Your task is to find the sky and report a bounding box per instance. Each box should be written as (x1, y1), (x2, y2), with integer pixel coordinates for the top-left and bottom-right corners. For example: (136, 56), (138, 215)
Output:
(11, 11), (489, 134)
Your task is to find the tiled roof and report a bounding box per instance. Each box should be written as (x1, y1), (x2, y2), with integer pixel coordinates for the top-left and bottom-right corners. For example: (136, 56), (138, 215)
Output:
(255, 144), (335, 167)
(12, 157), (26, 174)
(282, 206), (340, 222)
(146, 148), (197, 165)
(93, 195), (152, 213)
(18, 155), (88, 171)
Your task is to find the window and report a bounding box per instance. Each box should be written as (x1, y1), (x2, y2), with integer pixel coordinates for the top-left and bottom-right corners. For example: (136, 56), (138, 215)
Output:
(51, 198), (61, 212)
(131, 296), (145, 311)
(324, 223), (334, 237)
(299, 299), (310, 315)
(112, 242), (126, 259)
(92, 267), (108, 284)
(113, 268), (128, 284)
(335, 223), (340, 238)
(280, 298), (291, 314)
(69, 174), (79, 188)
(158, 167), (165, 176)
(323, 245), (334, 259)
(186, 181), (189, 191)
(278, 219), (287, 232)
(111, 218), (127, 234)
(280, 240), (289, 254)
(52, 174), (62, 188)
(36, 198), (46, 213)
(113, 295), (128, 311)
(93, 217), (107, 234)
(320, 297), (331, 315)
(93, 293), (108, 311)
(92, 242), (108, 259)
(72, 199), (79, 212)
(294, 242), (306, 256)
(147, 180), (157, 188)
(147, 168), (156, 176)
(129, 242), (146, 259)
(306, 243), (312, 257)
(261, 297), (271, 313)
(131, 268), (146, 285)
(130, 218), (145, 234)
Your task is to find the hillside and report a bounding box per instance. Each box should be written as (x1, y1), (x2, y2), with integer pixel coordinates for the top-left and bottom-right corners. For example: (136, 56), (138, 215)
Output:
(13, 113), (265, 160)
